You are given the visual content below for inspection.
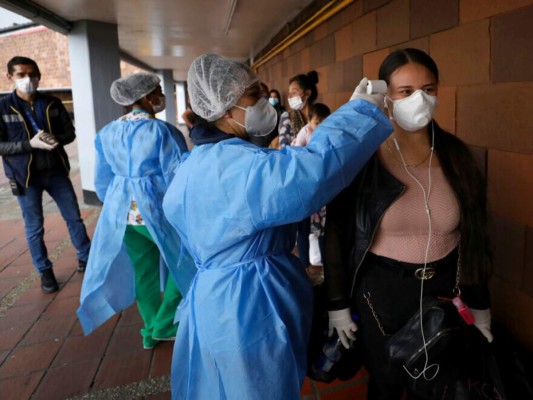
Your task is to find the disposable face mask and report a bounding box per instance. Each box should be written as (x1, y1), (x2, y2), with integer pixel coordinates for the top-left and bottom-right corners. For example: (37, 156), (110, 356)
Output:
(288, 95), (305, 111)
(14, 77), (38, 94)
(269, 98), (279, 106)
(388, 90), (438, 132)
(233, 97), (278, 137)
(151, 96), (166, 113)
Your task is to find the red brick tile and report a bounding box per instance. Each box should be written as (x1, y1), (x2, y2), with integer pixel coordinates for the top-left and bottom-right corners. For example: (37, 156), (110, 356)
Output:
(0, 340), (61, 378)
(310, 35), (336, 69)
(2, 302), (50, 327)
(460, 0), (533, 23)
(410, 0), (458, 39)
(335, 24), (354, 61)
(70, 313), (119, 337)
(150, 341), (174, 377)
(391, 37), (429, 54)
(92, 350), (152, 389)
(487, 150), (533, 226)
(363, 0), (390, 13)
(377, 0), (410, 48)
(32, 359), (100, 400)
(0, 370), (44, 400)
(53, 279), (82, 300)
(106, 325), (145, 356)
(318, 376), (368, 400)
(301, 377), (316, 396)
(491, 5), (533, 83)
(0, 349), (9, 365)
(353, 13), (377, 57)
(363, 49), (390, 80)
(456, 83), (533, 154)
(41, 296), (79, 320)
(430, 20), (490, 85)
(117, 304), (143, 327)
(0, 321), (33, 351)
(0, 278), (18, 300)
(20, 315), (76, 346)
(489, 214), (526, 287)
(434, 86), (456, 134)
(14, 287), (53, 306)
(52, 329), (111, 366)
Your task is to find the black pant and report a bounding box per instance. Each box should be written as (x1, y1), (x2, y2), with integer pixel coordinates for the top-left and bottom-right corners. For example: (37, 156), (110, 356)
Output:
(353, 249), (459, 400)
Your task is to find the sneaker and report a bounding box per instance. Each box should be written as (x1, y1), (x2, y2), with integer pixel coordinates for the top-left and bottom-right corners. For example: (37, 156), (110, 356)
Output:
(143, 337), (159, 350)
(41, 268), (59, 293)
(77, 259), (87, 273)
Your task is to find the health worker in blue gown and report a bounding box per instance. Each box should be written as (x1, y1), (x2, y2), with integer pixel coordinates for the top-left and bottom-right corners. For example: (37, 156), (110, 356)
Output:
(77, 72), (196, 349)
(162, 54), (393, 400)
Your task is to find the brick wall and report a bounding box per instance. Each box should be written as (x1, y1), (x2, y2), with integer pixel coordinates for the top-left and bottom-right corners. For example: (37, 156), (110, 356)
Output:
(256, 0), (533, 350)
(0, 26), (147, 94)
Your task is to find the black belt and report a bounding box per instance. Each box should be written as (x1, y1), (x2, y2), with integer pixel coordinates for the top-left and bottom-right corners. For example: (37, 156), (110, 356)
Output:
(364, 248), (458, 280)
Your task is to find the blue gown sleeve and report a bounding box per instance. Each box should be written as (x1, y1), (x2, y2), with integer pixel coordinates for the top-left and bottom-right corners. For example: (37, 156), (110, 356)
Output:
(94, 128), (115, 202)
(159, 123), (188, 186)
(245, 99), (392, 230)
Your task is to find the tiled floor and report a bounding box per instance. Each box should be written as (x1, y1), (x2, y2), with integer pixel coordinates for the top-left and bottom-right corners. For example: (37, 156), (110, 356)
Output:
(0, 143), (369, 399)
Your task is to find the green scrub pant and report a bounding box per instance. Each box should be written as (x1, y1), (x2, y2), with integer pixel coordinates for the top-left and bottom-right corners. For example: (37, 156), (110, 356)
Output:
(124, 225), (182, 348)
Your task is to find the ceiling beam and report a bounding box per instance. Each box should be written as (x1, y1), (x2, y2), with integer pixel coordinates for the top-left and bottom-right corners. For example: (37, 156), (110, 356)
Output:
(0, 0), (72, 34)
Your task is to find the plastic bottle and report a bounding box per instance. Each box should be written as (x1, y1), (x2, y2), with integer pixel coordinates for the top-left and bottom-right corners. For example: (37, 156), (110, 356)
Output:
(314, 333), (344, 375)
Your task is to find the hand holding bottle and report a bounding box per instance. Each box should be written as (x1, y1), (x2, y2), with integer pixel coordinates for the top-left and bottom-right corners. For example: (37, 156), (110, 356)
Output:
(328, 308), (358, 349)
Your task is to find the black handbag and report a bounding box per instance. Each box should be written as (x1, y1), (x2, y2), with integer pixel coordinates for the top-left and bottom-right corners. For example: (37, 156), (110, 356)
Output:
(384, 296), (465, 374)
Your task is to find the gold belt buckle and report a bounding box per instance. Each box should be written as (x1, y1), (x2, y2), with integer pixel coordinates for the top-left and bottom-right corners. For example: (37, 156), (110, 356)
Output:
(414, 267), (436, 280)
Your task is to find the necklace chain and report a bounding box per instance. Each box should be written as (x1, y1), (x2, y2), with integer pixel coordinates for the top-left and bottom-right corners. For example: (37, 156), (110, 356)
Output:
(386, 138), (431, 167)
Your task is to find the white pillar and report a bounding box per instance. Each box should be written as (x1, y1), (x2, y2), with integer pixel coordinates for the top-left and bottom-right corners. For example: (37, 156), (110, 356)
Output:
(68, 20), (122, 205)
(157, 69), (176, 125)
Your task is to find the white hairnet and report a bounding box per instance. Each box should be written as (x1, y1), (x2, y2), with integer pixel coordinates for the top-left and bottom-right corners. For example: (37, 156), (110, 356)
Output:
(110, 72), (161, 106)
(187, 54), (258, 121)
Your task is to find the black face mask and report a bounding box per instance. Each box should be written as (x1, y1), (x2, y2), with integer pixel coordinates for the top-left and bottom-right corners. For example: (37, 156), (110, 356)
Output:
(248, 128), (277, 148)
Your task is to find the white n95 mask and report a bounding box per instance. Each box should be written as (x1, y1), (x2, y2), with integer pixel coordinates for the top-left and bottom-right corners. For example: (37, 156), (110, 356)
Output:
(388, 90), (438, 132)
(288, 95), (305, 111)
(233, 97), (278, 137)
(15, 77), (39, 94)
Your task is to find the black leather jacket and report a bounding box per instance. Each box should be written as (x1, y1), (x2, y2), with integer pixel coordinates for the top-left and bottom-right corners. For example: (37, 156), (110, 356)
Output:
(324, 134), (491, 311)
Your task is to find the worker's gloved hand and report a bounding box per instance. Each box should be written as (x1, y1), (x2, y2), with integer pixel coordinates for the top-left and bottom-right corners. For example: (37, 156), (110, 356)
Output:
(328, 308), (357, 349)
(470, 308), (493, 343)
(30, 130), (58, 150)
(350, 77), (385, 111)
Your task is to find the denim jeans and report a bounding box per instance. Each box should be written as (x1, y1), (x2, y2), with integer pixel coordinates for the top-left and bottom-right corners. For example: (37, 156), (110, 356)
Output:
(16, 170), (91, 273)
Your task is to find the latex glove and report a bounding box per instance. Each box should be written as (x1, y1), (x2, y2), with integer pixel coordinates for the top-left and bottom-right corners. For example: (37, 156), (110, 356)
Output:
(470, 308), (493, 343)
(328, 308), (358, 349)
(349, 77), (385, 111)
(29, 130), (58, 151)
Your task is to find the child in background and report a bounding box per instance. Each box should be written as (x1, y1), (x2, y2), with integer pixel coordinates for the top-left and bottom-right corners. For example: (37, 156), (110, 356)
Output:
(291, 103), (331, 285)
(291, 103), (331, 147)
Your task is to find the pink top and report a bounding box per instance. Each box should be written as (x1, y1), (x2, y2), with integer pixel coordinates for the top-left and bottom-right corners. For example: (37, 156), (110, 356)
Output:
(291, 123), (314, 147)
(369, 157), (460, 263)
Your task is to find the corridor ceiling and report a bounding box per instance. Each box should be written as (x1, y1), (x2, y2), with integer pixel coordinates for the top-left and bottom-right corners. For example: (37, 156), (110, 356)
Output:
(0, 0), (314, 80)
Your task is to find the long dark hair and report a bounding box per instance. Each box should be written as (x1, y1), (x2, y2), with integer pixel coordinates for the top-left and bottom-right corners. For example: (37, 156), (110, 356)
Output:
(380, 48), (491, 284)
(378, 48), (439, 84)
(289, 70), (319, 105)
(433, 122), (492, 284)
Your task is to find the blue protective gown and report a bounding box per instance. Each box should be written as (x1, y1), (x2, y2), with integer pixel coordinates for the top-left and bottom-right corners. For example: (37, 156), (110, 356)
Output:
(78, 114), (197, 335)
(163, 99), (393, 400)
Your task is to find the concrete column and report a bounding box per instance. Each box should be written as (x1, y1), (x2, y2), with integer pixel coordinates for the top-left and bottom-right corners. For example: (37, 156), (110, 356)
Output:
(157, 69), (176, 125)
(68, 20), (122, 205)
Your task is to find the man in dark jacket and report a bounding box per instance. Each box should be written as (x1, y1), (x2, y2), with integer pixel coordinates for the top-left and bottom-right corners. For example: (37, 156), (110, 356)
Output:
(0, 56), (91, 293)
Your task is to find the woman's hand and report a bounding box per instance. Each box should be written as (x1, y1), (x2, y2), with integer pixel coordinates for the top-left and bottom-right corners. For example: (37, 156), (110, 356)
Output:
(470, 308), (493, 343)
(328, 308), (358, 349)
